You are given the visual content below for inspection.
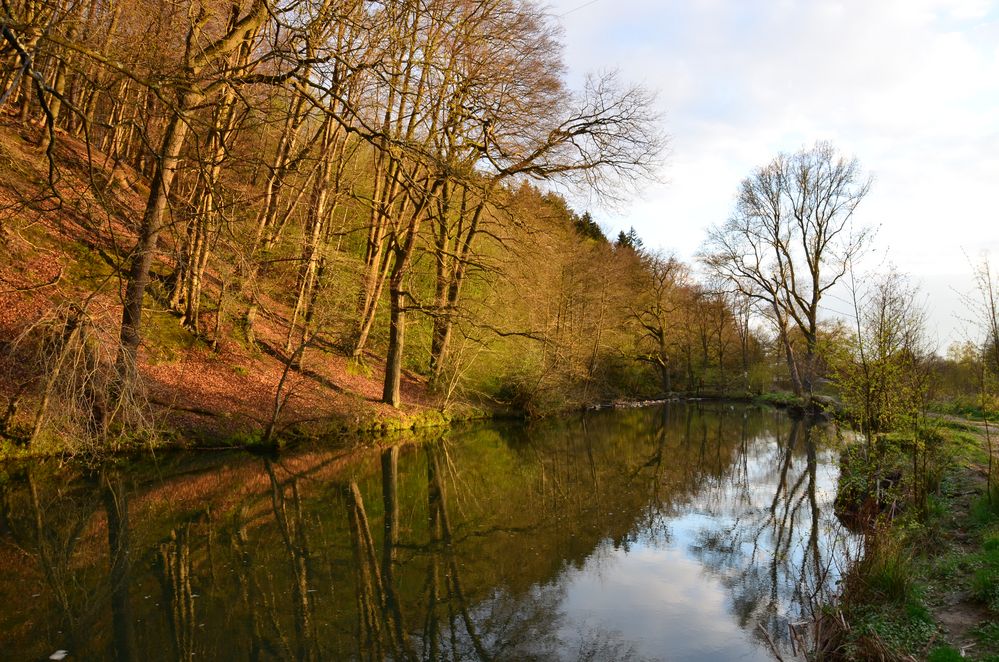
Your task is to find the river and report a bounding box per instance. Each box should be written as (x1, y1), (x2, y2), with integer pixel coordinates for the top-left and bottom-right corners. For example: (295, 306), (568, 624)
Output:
(0, 403), (858, 661)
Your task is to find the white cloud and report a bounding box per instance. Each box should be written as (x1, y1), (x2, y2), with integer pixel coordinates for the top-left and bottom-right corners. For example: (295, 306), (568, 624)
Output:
(548, 0), (999, 347)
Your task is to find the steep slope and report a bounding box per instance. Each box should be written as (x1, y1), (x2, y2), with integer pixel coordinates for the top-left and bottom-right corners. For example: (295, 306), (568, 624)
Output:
(0, 119), (453, 453)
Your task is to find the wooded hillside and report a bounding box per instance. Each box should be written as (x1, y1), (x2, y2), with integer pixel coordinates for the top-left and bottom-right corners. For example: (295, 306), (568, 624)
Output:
(0, 0), (773, 451)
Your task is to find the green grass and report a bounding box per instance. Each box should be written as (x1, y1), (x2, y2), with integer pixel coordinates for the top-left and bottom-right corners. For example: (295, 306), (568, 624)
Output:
(346, 356), (374, 378)
(62, 239), (117, 288)
(141, 302), (202, 364)
(930, 400), (999, 423)
(928, 646), (965, 662)
(840, 602), (937, 658)
(971, 539), (999, 611)
(973, 620), (999, 646)
(972, 490), (999, 526)
(830, 420), (999, 660)
(0, 437), (34, 461)
(860, 537), (919, 603)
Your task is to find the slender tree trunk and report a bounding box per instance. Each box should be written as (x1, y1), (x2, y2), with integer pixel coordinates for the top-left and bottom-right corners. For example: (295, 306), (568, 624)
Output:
(117, 0), (268, 370)
(429, 194), (486, 385)
(381, 180), (439, 407)
(241, 74), (312, 343)
(38, 26), (75, 149)
(118, 101), (194, 373)
(775, 305), (804, 396)
(382, 277), (406, 408)
(380, 446), (408, 650)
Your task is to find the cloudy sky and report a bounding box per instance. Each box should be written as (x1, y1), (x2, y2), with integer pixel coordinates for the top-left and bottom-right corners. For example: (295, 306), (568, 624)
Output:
(546, 0), (999, 349)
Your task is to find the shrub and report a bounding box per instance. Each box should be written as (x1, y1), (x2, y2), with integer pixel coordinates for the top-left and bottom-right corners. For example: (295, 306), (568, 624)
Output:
(754, 390), (804, 408)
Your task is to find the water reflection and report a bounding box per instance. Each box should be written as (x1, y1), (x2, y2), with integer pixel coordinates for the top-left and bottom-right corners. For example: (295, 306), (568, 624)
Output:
(0, 404), (858, 661)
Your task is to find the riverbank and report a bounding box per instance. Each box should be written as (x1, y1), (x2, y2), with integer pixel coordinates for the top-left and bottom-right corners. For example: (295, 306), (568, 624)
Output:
(822, 417), (999, 660)
(1, 379), (822, 461)
(0, 384), (778, 461)
(0, 372), (504, 461)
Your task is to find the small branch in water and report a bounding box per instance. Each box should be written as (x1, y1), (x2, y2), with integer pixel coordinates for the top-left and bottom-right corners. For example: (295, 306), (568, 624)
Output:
(757, 623), (785, 662)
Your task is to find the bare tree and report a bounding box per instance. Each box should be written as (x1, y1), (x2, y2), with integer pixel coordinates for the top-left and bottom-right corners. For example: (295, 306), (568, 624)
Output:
(117, 0), (271, 376)
(0, 0), (676, 433)
(969, 256), (999, 499)
(325, 0), (664, 407)
(700, 141), (872, 398)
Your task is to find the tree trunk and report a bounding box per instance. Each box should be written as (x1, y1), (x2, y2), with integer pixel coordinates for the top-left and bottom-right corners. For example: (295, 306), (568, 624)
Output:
(381, 281), (406, 408)
(774, 305), (804, 396)
(118, 102), (193, 374)
(428, 195), (486, 385)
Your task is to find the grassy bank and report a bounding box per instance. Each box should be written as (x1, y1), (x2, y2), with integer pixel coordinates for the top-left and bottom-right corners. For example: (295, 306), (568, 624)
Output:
(1, 388), (791, 461)
(823, 418), (999, 661)
(0, 397), (507, 461)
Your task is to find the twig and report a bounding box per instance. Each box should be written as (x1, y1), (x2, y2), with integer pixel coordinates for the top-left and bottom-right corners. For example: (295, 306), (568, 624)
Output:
(757, 623), (785, 662)
(0, 267), (63, 294)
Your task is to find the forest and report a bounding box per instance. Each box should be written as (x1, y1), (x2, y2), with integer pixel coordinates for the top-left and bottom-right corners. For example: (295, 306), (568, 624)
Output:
(0, 0), (996, 460)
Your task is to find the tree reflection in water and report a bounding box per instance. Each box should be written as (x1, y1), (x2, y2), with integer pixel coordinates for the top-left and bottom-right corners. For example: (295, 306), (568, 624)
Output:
(0, 404), (857, 661)
(686, 413), (860, 656)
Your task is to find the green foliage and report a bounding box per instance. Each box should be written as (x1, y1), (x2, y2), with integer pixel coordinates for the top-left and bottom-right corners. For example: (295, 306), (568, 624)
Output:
(223, 429), (266, 447)
(346, 357), (374, 379)
(63, 240), (116, 288)
(971, 542), (999, 610)
(831, 420), (999, 661)
(746, 363), (774, 394)
(834, 440), (909, 525)
(840, 602), (937, 659)
(827, 270), (929, 438)
(0, 438), (33, 461)
(837, 425), (955, 527)
(493, 361), (563, 416)
(927, 645), (965, 662)
(931, 397), (999, 423)
(924, 492), (949, 522)
(857, 535), (919, 603)
(972, 489), (999, 525)
(973, 620), (999, 646)
(613, 226), (641, 249)
(142, 306), (201, 364)
(927, 549), (971, 582)
(753, 390), (804, 408)
(574, 211), (607, 243)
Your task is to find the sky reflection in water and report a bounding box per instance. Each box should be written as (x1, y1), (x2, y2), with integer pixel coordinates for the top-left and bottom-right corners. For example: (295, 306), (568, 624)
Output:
(557, 431), (850, 661)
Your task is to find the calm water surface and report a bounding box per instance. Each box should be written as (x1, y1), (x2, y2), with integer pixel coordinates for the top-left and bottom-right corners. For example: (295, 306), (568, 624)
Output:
(0, 404), (859, 661)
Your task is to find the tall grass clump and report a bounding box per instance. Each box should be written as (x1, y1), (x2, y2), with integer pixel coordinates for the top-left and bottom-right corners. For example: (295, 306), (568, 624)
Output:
(852, 533), (918, 604)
